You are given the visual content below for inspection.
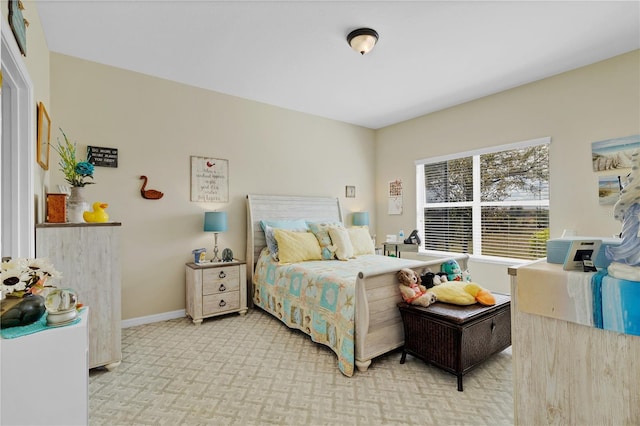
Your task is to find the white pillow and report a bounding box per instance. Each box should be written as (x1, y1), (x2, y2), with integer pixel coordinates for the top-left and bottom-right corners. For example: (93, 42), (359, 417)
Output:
(348, 226), (375, 255)
(328, 227), (354, 260)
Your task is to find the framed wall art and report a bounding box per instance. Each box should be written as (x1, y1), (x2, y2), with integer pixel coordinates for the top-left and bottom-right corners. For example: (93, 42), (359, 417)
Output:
(190, 156), (229, 202)
(592, 134), (640, 172)
(345, 185), (356, 198)
(8, 0), (27, 56)
(388, 179), (403, 215)
(36, 102), (51, 170)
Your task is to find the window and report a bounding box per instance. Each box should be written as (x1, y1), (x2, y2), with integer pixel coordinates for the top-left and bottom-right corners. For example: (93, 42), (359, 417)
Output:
(416, 137), (550, 261)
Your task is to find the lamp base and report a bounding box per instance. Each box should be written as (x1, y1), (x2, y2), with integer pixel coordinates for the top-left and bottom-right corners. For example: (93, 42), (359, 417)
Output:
(212, 233), (221, 262)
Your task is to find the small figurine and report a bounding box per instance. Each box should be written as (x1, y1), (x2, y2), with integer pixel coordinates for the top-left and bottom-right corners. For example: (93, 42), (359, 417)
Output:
(222, 248), (234, 262)
(83, 202), (109, 223)
(140, 175), (164, 200)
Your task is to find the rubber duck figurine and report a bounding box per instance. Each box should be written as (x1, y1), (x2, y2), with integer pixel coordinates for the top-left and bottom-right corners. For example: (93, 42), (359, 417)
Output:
(83, 202), (109, 223)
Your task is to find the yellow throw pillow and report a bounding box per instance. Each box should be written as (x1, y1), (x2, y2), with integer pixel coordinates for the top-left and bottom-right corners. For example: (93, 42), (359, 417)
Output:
(329, 227), (354, 260)
(348, 226), (375, 255)
(430, 282), (476, 305)
(274, 229), (322, 264)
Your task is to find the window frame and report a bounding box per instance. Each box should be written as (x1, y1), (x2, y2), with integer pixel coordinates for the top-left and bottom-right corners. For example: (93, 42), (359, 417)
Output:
(415, 137), (550, 262)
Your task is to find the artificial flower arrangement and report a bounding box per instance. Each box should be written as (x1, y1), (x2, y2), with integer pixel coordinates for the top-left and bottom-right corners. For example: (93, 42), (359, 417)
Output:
(53, 128), (95, 187)
(0, 257), (61, 299)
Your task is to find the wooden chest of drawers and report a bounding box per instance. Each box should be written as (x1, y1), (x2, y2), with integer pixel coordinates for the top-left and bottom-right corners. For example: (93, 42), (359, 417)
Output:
(185, 261), (247, 324)
(398, 293), (511, 391)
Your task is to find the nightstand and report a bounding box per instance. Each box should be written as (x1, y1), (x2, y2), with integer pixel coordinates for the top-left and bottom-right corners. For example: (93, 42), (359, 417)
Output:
(185, 260), (248, 324)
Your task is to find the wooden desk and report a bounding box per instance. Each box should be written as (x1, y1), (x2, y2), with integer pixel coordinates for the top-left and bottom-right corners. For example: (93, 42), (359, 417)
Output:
(383, 242), (418, 258)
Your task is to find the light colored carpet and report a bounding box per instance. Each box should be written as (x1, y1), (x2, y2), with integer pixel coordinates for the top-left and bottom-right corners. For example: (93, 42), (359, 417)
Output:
(89, 309), (513, 425)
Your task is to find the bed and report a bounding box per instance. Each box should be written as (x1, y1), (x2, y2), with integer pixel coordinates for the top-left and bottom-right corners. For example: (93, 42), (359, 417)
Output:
(246, 194), (469, 376)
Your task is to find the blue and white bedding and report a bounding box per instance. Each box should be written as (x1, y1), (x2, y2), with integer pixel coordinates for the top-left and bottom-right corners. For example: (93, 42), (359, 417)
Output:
(252, 248), (425, 376)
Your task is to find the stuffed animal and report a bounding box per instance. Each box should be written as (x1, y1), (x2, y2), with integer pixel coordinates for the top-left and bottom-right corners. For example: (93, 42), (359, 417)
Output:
(464, 283), (496, 306)
(441, 259), (463, 281)
(398, 268), (437, 307)
(420, 270), (448, 288)
(430, 281), (496, 306)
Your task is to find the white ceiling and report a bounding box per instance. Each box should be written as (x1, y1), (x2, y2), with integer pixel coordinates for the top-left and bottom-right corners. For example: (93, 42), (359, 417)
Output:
(36, 1), (640, 129)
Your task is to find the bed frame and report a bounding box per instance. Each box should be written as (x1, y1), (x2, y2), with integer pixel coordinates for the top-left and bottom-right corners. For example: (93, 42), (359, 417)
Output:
(246, 194), (469, 372)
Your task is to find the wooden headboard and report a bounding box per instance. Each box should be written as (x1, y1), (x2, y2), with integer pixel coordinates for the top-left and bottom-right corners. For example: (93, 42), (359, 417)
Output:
(245, 194), (343, 297)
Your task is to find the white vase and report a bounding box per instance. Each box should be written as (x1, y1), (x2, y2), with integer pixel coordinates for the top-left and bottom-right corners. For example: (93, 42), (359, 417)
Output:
(67, 187), (89, 223)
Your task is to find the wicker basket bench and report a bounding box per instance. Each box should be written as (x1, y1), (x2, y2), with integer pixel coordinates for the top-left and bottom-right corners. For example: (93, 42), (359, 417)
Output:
(398, 293), (511, 391)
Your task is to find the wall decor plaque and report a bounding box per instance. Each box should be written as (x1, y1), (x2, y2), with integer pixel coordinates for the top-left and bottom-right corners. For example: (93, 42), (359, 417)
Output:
(190, 156), (229, 203)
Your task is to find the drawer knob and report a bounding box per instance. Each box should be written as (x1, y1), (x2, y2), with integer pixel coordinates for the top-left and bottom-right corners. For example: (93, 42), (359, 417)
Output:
(219, 300), (227, 307)
(219, 284), (226, 292)
(491, 321), (496, 333)
(218, 271), (226, 279)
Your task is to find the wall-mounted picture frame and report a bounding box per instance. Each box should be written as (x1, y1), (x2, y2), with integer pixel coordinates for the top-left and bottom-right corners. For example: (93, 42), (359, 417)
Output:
(190, 156), (229, 202)
(8, 0), (27, 56)
(598, 175), (621, 205)
(592, 134), (640, 172)
(36, 102), (51, 170)
(345, 185), (356, 198)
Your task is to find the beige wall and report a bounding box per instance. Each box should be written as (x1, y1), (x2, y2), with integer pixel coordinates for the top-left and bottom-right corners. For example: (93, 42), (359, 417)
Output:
(376, 50), (640, 293)
(49, 54), (376, 320)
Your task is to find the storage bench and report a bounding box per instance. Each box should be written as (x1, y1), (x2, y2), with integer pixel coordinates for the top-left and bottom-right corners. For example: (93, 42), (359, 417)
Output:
(398, 293), (511, 391)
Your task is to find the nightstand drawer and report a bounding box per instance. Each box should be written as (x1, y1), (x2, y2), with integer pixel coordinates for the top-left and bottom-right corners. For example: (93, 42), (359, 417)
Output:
(203, 266), (240, 295)
(203, 291), (240, 314)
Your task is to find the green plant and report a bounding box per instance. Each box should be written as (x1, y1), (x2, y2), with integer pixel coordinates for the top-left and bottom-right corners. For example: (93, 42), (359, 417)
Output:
(53, 128), (95, 187)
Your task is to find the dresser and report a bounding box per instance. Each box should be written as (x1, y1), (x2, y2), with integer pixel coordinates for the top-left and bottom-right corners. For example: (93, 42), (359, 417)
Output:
(185, 260), (248, 324)
(35, 223), (122, 370)
(1, 309), (89, 425)
(509, 261), (640, 424)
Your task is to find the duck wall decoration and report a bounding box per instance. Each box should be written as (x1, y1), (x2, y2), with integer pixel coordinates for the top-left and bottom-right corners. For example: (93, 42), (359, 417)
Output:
(140, 175), (164, 200)
(84, 202), (109, 223)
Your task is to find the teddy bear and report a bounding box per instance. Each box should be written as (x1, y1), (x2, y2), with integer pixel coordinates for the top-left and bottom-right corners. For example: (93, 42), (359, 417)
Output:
(441, 259), (463, 281)
(398, 268), (437, 307)
(420, 270), (448, 288)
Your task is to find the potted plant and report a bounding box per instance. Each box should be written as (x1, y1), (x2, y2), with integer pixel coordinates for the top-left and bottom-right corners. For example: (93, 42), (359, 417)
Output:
(53, 129), (95, 222)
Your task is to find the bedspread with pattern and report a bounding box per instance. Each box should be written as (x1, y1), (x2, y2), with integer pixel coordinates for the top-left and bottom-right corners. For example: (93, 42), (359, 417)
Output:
(253, 248), (426, 376)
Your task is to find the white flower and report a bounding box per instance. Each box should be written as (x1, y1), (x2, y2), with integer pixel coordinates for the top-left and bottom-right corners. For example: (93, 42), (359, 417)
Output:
(0, 257), (61, 297)
(1, 268), (30, 293)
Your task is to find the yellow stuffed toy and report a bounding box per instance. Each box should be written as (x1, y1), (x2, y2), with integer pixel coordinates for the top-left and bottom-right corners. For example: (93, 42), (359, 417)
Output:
(430, 281), (495, 306)
(464, 283), (496, 306)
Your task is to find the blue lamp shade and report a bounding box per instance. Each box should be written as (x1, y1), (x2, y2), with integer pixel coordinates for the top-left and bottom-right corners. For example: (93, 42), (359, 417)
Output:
(353, 212), (369, 226)
(204, 211), (228, 233)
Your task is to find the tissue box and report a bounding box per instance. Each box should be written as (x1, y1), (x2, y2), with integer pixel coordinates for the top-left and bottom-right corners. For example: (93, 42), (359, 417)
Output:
(546, 237), (621, 269)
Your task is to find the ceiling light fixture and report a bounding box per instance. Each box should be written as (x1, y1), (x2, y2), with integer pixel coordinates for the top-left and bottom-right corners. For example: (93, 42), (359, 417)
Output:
(347, 28), (379, 55)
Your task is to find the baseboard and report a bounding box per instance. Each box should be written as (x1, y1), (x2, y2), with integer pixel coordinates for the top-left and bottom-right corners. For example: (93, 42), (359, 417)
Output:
(121, 309), (186, 328)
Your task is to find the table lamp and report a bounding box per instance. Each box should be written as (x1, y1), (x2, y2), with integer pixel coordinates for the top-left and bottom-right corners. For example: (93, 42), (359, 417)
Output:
(204, 211), (228, 262)
(353, 212), (369, 227)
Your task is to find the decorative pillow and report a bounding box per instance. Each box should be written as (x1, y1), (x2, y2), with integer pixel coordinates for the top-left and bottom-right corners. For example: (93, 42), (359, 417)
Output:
(328, 227), (354, 261)
(348, 226), (375, 256)
(260, 219), (309, 261)
(307, 221), (343, 260)
(273, 229), (322, 264)
(429, 282), (476, 305)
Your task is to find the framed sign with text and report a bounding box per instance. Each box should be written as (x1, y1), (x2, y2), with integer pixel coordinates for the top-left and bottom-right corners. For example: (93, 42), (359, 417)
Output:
(190, 156), (229, 203)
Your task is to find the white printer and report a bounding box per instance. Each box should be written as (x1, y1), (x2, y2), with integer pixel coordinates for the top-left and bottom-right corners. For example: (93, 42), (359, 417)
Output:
(546, 236), (622, 269)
